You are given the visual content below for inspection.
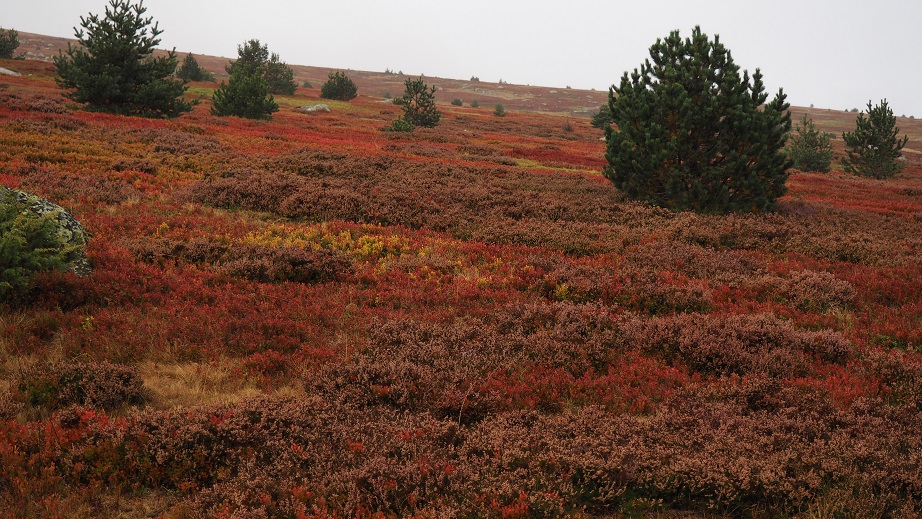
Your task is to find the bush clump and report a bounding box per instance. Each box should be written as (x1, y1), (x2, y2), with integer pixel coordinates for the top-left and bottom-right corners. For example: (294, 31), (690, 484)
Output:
(493, 103), (507, 117)
(1, 190), (83, 303)
(320, 71), (358, 101)
(842, 99), (909, 179)
(786, 113), (834, 172)
(11, 360), (147, 413)
(604, 26), (791, 213)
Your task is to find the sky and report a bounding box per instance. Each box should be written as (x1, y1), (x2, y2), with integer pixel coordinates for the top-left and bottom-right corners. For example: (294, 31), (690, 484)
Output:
(4, 0), (921, 116)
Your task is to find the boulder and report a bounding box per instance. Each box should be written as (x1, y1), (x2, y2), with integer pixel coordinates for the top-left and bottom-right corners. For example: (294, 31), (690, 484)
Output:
(298, 104), (331, 113)
(0, 67), (21, 77)
(1, 186), (92, 276)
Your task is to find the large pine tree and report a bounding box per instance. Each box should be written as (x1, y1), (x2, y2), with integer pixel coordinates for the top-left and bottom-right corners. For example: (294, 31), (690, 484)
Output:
(604, 26), (791, 213)
(53, 0), (190, 118)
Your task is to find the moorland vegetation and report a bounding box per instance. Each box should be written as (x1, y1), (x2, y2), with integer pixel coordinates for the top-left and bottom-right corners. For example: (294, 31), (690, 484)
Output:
(1, 2), (920, 518)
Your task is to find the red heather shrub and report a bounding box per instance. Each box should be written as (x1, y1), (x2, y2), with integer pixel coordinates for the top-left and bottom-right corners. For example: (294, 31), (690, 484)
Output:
(126, 236), (353, 284)
(780, 269), (856, 311)
(8, 360), (147, 414)
(616, 312), (853, 377)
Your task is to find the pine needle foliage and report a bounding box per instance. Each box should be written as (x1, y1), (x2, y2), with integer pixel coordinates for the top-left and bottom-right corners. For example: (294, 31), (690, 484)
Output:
(176, 53), (215, 82)
(604, 26), (792, 214)
(787, 114), (834, 173)
(0, 27), (20, 59)
(394, 76), (441, 128)
(53, 0), (191, 118)
(842, 100), (908, 179)
(211, 40), (279, 119)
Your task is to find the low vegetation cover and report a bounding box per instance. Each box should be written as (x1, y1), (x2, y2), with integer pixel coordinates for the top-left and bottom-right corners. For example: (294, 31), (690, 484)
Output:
(1, 23), (922, 519)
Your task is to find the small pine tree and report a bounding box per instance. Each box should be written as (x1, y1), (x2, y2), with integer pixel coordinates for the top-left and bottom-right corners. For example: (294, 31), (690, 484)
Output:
(604, 26), (791, 214)
(451, 98), (463, 106)
(320, 71), (358, 101)
(786, 114), (834, 172)
(53, 0), (191, 118)
(211, 39), (279, 119)
(493, 104), (506, 117)
(225, 40), (296, 95)
(176, 53), (215, 82)
(0, 27), (20, 59)
(470, 100), (480, 108)
(842, 99), (908, 179)
(394, 76), (440, 128)
(590, 103), (614, 129)
(265, 53), (297, 95)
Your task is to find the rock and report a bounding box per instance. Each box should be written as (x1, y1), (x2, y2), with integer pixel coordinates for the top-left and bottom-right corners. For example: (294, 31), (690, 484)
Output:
(0, 67), (21, 77)
(299, 104), (331, 113)
(1, 186), (92, 276)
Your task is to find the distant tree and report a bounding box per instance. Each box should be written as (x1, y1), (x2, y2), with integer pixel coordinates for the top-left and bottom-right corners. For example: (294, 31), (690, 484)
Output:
(470, 76), (480, 82)
(53, 0), (190, 118)
(176, 53), (215, 82)
(302, 81), (313, 89)
(842, 99), (908, 179)
(470, 100), (480, 108)
(451, 98), (463, 106)
(786, 114), (834, 172)
(493, 104), (506, 117)
(394, 76), (441, 128)
(590, 103), (613, 129)
(211, 39), (278, 119)
(320, 71), (358, 101)
(0, 27), (20, 59)
(604, 26), (791, 214)
(225, 40), (296, 95)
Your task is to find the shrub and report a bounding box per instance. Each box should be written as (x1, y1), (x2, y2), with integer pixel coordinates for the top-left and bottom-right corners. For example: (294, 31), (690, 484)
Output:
(470, 100), (480, 108)
(11, 360), (147, 412)
(494, 104), (507, 117)
(842, 99), (909, 179)
(1, 190), (82, 303)
(320, 71), (358, 101)
(212, 39), (279, 119)
(0, 27), (19, 59)
(175, 53), (215, 82)
(604, 26), (791, 213)
(52, 0), (191, 118)
(302, 80), (312, 88)
(386, 117), (415, 133)
(451, 98), (463, 106)
(787, 113), (834, 172)
(394, 76), (441, 128)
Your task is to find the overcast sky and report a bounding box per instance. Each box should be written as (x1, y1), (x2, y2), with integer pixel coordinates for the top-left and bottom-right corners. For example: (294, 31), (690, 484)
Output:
(4, 0), (921, 115)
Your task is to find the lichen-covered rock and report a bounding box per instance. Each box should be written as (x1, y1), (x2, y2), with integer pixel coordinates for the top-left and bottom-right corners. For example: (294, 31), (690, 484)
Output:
(1, 186), (92, 276)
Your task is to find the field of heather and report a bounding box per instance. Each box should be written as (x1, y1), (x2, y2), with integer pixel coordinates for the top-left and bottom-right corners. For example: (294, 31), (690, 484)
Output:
(2, 57), (922, 518)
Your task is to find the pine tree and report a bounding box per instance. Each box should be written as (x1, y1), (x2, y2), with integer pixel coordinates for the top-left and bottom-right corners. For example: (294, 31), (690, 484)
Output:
(176, 53), (214, 82)
(394, 76), (440, 128)
(604, 26), (791, 214)
(320, 71), (358, 101)
(590, 103), (614, 129)
(265, 53), (297, 95)
(225, 40), (296, 95)
(842, 100), (908, 179)
(53, 0), (190, 118)
(0, 27), (20, 59)
(211, 39), (278, 119)
(787, 114), (834, 172)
